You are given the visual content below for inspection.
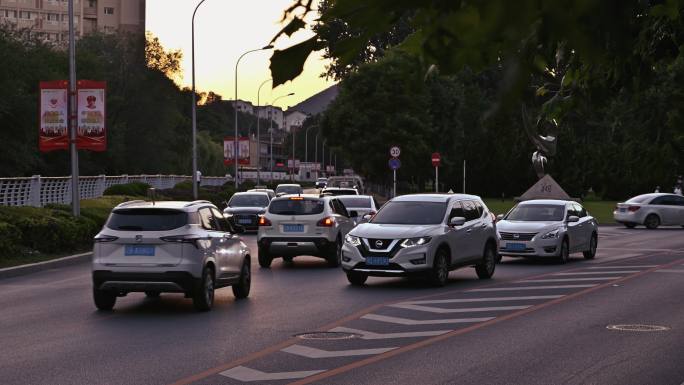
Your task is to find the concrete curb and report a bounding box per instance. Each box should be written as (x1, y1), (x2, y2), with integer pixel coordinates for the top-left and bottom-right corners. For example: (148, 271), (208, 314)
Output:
(0, 252), (92, 280)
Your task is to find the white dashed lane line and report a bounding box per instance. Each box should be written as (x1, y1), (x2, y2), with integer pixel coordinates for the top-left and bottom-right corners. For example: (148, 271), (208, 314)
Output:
(387, 304), (532, 314)
(469, 284), (597, 292)
(588, 265), (658, 269)
(362, 313), (494, 325)
(519, 277), (618, 283)
(654, 269), (684, 274)
(220, 366), (326, 382)
(401, 295), (565, 305)
(329, 326), (452, 340)
(554, 271), (639, 275)
(282, 345), (397, 358)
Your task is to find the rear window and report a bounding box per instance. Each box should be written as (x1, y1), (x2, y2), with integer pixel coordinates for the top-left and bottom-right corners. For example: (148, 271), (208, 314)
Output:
(269, 198), (325, 215)
(337, 197), (371, 208)
(626, 194), (654, 204)
(324, 189), (357, 196)
(106, 209), (188, 231)
(276, 185), (302, 194)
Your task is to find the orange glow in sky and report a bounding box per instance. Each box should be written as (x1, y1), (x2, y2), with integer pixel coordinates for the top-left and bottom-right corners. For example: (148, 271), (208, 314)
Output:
(145, 0), (335, 109)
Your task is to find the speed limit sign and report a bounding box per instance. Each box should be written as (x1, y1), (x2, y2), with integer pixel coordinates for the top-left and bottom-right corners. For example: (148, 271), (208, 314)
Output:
(390, 146), (401, 158)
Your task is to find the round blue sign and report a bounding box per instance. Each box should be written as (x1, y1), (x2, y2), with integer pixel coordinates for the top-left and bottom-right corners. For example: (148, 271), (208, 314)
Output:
(388, 158), (401, 170)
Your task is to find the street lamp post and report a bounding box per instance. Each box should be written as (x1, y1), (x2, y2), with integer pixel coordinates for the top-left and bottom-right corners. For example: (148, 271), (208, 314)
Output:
(68, 0), (79, 216)
(314, 132), (319, 179)
(267, 93), (294, 182)
(322, 139), (327, 176)
(234, 45), (273, 190)
(191, 0), (207, 200)
(256, 78), (271, 186)
(305, 124), (318, 164)
(290, 127), (296, 182)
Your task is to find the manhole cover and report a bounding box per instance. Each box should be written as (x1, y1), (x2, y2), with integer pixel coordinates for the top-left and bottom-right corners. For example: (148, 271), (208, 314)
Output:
(606, 324), (670, 332)
(294, 331), (360, 340)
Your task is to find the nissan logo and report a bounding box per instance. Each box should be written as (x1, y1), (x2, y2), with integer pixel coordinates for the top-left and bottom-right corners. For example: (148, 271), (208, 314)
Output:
(375, 240), (384, 248)
(135, 235), (143, 243)
(513, 233), (520, 239)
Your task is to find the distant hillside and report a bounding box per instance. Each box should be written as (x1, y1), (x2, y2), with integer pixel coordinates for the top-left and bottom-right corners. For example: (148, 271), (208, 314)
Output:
(287, 84), (339, 115)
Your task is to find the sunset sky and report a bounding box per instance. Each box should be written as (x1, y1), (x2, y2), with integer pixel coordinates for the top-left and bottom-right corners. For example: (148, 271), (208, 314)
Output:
(145, 0), (335, 109)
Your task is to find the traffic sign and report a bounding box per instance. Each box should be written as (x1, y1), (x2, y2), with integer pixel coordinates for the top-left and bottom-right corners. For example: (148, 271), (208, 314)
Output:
(388, 158), (401, 170)
(432, 152), (441, 167)
(390, 146), (401, 158)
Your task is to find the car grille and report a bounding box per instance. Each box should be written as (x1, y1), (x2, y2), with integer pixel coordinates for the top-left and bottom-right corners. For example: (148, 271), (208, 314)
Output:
(499, 232), (537, 241)
(366, 238), (394, 250)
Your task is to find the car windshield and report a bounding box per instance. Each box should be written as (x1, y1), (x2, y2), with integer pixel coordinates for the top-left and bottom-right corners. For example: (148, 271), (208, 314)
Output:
(276, 185), (302, 194)
(626, 194), (655, 204)
(269, 198), (325, 215)
(337, 196), (371, 208)
(106, 209), (188, 231)
(505, 204), (565, 221)
(371, 201), (446, 225)
(229, 194), (269, 207)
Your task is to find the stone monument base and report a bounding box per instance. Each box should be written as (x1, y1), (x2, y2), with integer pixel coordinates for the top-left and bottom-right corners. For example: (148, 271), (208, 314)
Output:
(515, 174), (580, 202)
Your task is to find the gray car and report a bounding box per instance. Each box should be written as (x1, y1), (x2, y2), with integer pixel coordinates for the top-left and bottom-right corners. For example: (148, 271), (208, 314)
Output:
(92, 200), (251, 311)
(496, 199), (598, 263)
(336, 195), (378, 223)
(614, 193), (684, 229)
(341, 194), (498, 287)
(224, 192), (271, 231)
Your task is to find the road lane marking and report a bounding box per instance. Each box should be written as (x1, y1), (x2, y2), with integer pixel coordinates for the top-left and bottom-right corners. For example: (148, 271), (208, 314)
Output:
(388, 304), (532, 314)
(361, 313), (494, 325)
(519, 277), (618, 283)
(282, 344), (397, 358)
(555, 271), (639, 275)
(220, 366), (325, 382)
(329, 326), (452, 340)
(469, 284), (597, 292)
(588, 265), (658, 269)
(655, 269), (684, 274)
(402, 295), (564, 305)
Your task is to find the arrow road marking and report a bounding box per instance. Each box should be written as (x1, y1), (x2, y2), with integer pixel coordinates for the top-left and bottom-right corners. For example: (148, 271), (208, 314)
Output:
(330, 326), (452, 340)
(282, 344), (397, 358)
(388, 304), (532, 314)
(400, 295), (564, 305)
(219, 366), (326, 382)
(362, 313), (494, 325)
(469, 284), (597, 292)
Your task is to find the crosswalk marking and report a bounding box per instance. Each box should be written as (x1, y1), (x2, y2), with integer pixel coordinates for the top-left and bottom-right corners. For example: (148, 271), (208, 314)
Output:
(330, 326), (452, 339)
(555, 271), (639, 275)
(588, 265), (657, 269)
(469, 284), (597, 292)
(402, 295), (564, 305)
(388, 304), (532, 314)
(282, 344), (396, 358)
(655, 269), (684, 274)
(362, 313), (494, 325)
(519, 277), (617, 283)
(219, 366), (326, 382)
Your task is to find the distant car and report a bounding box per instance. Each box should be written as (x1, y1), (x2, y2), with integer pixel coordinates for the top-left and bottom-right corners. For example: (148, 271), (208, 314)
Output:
(257, 195), (356, 267)
(248, 188), (276, 200)
(496, 200), (598, 263)
(321, 187), (359, 196)
(315, 178), (328, 189)
(275, 183), (303, 196)
(342, 194), (498, 286)
(614, 193), (684, 229)
(224, 192), (271, 231)
(336, 195), (378, 222)
(92, 200), (251, 312)
(327, 176), (365, 194)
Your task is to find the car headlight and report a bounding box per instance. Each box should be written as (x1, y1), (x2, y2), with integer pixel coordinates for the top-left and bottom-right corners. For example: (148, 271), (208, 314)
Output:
(541, 228), (560, 239)
(345, 234), (361, 247)
(400, 237), (432, 248)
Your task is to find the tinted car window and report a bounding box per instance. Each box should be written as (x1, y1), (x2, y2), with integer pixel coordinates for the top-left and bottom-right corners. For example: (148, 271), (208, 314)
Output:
(211, 208), (231, 232)
(275, 185), (302, 195)
(229, 194), (269, 207)
(505, 204), (565, 221)
(371, 201), (447, 225)
(651, 196), (683, 206)
(336, 197), (371, 208)
(448, 202), (465, 220)
(462, 201), (480, 221)
(323, 189), (357, 196)
(269, 198), (325, 215)
(199, 208), (218, 231)
(472, 201), (485, 217)
(106, 209), (188, 231)
(572, 203), (586, 218)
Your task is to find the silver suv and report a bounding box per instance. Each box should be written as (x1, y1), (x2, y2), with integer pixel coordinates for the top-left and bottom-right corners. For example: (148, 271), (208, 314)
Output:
(257, 195), (356, 267)
(342, 194), (498, 286)
(92, 200), (252, 311)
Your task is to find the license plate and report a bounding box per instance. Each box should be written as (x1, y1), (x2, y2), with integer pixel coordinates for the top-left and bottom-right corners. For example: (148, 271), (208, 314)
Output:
(283, 224), (304, 232)
(238, 218), (252, 224)
(125, 245), (155, 256)
(366, 256), (389, 266)
(506, 243), (526, 251)
(619, 208), (626, 212)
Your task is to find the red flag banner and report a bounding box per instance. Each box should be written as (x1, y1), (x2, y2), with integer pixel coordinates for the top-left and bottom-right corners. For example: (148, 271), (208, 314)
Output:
(76, 80), (106, 151)
(39, 80), (69, 152)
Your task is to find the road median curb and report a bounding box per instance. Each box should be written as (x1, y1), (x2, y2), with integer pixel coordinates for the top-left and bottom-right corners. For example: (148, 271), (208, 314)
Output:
(0, 252), (92, 279)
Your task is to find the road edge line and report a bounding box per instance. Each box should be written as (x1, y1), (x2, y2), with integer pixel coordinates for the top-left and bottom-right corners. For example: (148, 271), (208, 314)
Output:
(0, 252), (92, 279)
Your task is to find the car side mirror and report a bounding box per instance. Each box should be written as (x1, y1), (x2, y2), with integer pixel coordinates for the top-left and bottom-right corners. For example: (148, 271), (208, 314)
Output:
(233, 224), (246, 234)
(567, 215), (580, 223)
(496, 214), (504, 222)
(449, 217), (466, 227)
(361, 214), (373, 222)
(349, 210), (359, 218)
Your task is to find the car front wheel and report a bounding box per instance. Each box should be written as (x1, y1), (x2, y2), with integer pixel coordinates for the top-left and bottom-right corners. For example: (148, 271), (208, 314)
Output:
(475, 243), (496, 279)
(583, 233), (597, 259)
(558, 238), (570, 264)
(428, 249), (449, 287)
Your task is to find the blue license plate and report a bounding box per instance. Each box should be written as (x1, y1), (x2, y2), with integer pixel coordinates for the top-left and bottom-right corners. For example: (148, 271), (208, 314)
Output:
(283, 224), (304, 232)
(238, 218), (252, 224)
(619, 208), (626, 212)
(125, 245), (155, 256)
(366, 256), (389, 266)
(506, 243), (526, 251)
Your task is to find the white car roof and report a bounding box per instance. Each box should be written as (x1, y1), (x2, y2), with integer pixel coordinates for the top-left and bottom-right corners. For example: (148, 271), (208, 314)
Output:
(113, 200), (214, 211)
(518, 199), (572, 206)
(233, 191), (269, 197)
(392, 193), (481, 203)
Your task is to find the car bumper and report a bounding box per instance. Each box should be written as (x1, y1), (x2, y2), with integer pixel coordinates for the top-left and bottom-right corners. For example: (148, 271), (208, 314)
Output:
(258, 237), (335, 257)
(341, 242), (432, 276)
(613, 211), (642, 225)
(497, 237), (562, 257)
(92, 271), (200, 293)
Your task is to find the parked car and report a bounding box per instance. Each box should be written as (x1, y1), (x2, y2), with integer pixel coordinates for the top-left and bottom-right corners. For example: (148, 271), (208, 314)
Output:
(248, 188), (276, 200)
(341, 194), (498, 286)
(91, 200), (251, 311)
(257, 195), (356, 267)
(315, 178), (328, 189)
(224, 192), (271, 231)
(336, 195), (378, 223)
(275, 183), (303, 196)
(496, 199), (598, 263)
(614, 193), (684, 229)
(321, 187), (359, 196)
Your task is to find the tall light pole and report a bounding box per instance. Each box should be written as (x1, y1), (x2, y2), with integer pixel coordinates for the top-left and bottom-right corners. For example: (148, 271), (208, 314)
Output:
(191, 0), (208, 200)
(268, 93), (294, 181)
(314, 131), (319, 179)
(290, 126), (296, 182)
(234, 45), (273, 190)
(68, 0), (79, 216)
(322, 139), (327, 176)
(305, 124), (318, 164)
(256, 78), (271, 186)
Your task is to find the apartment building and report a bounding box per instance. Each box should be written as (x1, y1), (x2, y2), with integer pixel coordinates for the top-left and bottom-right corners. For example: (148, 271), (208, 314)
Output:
(0, 0), (145, 42)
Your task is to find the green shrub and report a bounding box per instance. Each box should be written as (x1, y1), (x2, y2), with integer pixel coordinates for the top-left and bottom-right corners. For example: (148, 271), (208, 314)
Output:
(0, 221), (22, 258)
(103, 182), (150, 196)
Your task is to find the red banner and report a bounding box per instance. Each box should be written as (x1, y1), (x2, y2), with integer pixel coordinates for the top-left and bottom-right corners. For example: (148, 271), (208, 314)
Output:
(76, 80), (106, 151)
(39, 80), (69, 152)
(223, 137), (250, 165)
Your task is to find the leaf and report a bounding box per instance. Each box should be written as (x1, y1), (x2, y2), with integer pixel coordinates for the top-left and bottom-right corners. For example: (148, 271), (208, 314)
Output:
(271, 17), (306, 43)
(269, 36), (321, 87)
(536, 86), (548, 96)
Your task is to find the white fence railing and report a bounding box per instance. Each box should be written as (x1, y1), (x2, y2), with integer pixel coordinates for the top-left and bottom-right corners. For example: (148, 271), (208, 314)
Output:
(0, 172), (298, 207)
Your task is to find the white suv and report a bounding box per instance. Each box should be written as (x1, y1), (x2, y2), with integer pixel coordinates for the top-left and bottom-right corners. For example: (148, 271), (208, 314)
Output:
(257, 195), (356, 267)
(92, 200), (251, 311)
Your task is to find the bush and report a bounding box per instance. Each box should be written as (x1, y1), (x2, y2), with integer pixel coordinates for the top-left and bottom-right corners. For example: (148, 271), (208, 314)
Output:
(103, 182), (150, 196)
(0, 221), (22, 258)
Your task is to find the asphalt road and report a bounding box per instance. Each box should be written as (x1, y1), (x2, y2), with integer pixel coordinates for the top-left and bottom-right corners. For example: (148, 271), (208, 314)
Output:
(1, 226), (683, 385)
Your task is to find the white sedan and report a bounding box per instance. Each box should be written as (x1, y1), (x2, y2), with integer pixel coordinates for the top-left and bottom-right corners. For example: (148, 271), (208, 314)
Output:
(614, 193), (684, 229)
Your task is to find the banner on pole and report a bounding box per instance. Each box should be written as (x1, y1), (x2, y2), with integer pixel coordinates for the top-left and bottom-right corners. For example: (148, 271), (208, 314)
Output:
(39, 80), (69, 152)
(223, 137), (250, 165)
(76, 80), (106, 151)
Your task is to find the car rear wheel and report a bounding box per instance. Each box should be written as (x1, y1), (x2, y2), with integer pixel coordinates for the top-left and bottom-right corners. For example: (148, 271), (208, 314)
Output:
(93, 288), (116, 311)
(326, 236), (342, 267)
(558, 238), (569, 264)
(428, 248), (449, 287)
(258, 247), (273, 268)
(583, 233), (597, 259)
(475, 243), (496, 279)
(644, 214), (660, 229)
(232, 260), (251, 299)
(193, 266), (214, 311)
(346, 271), (368, 286)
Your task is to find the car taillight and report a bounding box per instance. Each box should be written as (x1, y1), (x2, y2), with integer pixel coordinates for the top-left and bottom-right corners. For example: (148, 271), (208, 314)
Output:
(628, 206), (640, 212)
(317, 217), (335, 227)
(160, 235), (202, 248)
(258, 216), (272, 226)
(93, 235), (118, 243)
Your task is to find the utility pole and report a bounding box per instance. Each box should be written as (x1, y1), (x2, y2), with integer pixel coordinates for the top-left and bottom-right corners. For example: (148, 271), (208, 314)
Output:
(68, 0), (79, 216)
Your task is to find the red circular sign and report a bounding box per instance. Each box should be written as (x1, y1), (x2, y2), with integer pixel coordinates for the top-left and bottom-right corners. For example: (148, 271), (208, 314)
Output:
(431, 152), (441, 167)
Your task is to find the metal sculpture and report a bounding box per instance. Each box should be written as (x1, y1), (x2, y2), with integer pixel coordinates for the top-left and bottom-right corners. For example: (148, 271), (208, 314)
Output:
(522, 105), (558, 179)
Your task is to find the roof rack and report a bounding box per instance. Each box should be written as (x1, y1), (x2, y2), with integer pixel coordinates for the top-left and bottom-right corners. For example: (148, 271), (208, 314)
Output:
(184, 200), (212, 207)
(115, 200), (146, 208)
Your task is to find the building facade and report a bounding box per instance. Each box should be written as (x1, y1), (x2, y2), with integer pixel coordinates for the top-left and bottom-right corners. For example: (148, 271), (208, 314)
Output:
(283, 110), (307, 133)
